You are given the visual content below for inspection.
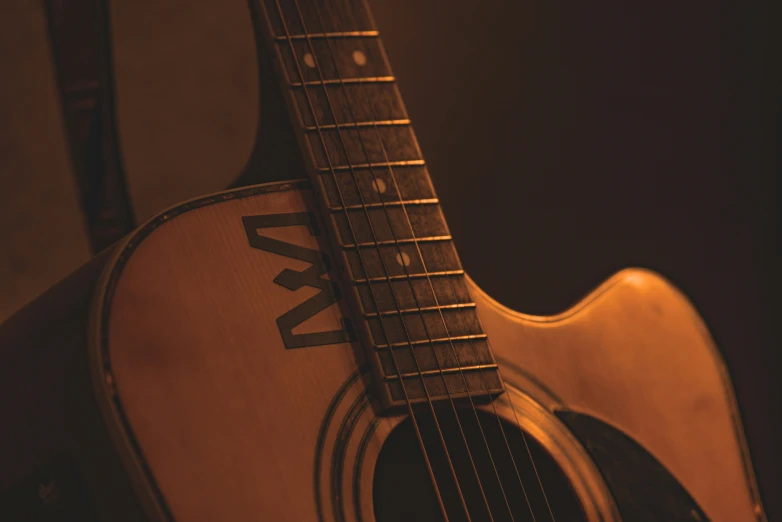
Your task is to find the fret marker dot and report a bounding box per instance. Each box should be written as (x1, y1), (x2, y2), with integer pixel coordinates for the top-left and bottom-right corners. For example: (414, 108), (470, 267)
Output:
(352, 50), (367, 66)
(396, 252), (411, 267)
(371, 179), (387, 194)
(303, 53), (316, 68)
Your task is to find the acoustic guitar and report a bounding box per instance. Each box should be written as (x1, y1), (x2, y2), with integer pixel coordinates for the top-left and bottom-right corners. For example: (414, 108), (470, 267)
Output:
(0, 0), (766, 521)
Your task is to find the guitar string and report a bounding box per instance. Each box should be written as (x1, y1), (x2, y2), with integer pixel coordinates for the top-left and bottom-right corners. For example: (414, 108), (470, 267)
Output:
(343, 17), (559, 522)
(268, 1), (460, 520)
(281, 2), (483, 520)
(327, 2), (557, 520)
(303, 2), (530, 521)
(343, 19), (559, 522)
(271, 1), (557, 520)
(301, 2), (508, 522)
(326, 30), (545, 522)
(322, 6), (531, 522)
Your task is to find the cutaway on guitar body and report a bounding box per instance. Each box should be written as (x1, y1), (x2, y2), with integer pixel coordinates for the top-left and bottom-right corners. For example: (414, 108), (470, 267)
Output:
(90, 180), (764, 522)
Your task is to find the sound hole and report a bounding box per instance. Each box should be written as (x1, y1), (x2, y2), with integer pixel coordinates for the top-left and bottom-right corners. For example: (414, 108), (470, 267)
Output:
(373, 404), (586, 522)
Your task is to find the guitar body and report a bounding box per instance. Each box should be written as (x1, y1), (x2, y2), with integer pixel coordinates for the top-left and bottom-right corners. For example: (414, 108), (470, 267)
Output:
(91, 180), (763, 522)
(0, 1), (766, 520)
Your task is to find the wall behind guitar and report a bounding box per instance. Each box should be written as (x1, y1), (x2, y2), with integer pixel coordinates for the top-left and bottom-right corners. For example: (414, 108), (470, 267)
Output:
(0, 1), (94, 324)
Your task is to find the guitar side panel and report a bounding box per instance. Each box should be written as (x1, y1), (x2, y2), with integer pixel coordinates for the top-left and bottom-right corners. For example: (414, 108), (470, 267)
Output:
(470, 270), (765, 521)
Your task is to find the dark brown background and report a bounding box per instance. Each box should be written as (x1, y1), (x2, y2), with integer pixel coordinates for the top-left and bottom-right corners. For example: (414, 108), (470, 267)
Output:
(1, 0), (778, 518)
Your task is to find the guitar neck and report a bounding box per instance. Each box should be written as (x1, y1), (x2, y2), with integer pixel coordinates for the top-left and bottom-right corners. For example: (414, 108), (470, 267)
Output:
(256, 0), (503, 408)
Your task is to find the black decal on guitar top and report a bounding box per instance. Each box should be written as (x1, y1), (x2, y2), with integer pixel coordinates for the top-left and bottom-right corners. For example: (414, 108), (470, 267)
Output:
(243, 213), (355, 348)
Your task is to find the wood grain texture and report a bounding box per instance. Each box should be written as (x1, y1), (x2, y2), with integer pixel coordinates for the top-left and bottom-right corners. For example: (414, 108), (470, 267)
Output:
(94, 182), (362, 521)
(92, 182), (763, 521)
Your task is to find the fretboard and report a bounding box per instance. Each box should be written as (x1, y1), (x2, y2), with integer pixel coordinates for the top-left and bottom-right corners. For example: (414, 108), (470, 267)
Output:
(257, 0), (503, 408)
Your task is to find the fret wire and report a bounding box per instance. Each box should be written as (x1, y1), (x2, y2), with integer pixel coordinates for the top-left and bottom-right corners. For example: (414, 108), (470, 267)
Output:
(375, 334), (488, 349)
(354, 270), (464, 284)
(318, 160), (425, 172)
(293, 82), (407, 128)
(343, 244), (462, 281)
(275, 30), (379, 40)
(366, 307), (481, 345)
(291, 76), (394, 87)
(342, 235), (452, 249)
(378, 338), (493, 374)
(357, 275), (472, 315)
(386, 364), (500, 381)
(365, 303), (476, 318)
(278, 36), (390, 86)
(330, 198), (439, 212)
(308, 125), (421, 169)
(304, 119), (410, 131)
